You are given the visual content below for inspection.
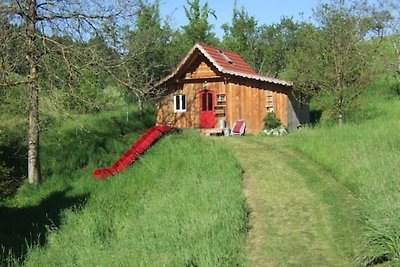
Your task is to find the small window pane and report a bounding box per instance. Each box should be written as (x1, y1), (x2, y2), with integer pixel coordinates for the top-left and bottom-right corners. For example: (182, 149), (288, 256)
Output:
(181, 95), (186, 110)
(207, 93), (213, 111)
(175, 95), (180, 110)
(202, 93), (207, 111)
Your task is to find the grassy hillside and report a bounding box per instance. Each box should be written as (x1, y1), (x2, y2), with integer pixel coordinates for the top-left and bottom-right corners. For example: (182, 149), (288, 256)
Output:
(222, 137), (360, 266)
(1, 111), (248, 266)
(288, 79), (400, 265)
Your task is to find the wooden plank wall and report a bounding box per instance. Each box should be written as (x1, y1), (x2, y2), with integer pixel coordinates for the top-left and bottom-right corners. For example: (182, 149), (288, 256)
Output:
(156, 80), (226, 129)
(191, 61), (216, 78)
(156, 58), (290, 133)
(273, 91), (289, 126)
(226, 81), (263, 132)
(156, 81), (290, 133)
(225, 80), (289, 133)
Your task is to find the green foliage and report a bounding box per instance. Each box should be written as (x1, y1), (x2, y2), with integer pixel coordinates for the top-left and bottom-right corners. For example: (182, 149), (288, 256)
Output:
(257, 17), (304, 77)
(263, 112), (282, 129)
(222, 6), (262, 73)
(123, 1), (175, 91)
(40, 106), (154, 178)
(286, 0), (389, 124)
(0, 76), (28, 116)
(288, 89), (400, 264)
(38, 35), (123, 114)
(3, 128), (247, 266)
(222, 8), (303, 77)
(0, 157), (14, 201)
(179, 0), (219, 49)
(221, 6), (258, 64)
(0, 117), (27, 201)
(0, 20), (28, 77)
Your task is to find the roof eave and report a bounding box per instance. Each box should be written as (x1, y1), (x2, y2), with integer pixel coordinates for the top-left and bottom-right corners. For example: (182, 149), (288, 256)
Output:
(220, 69), (293, 87)
(156, 43), (293, 88)
(156, 44), (204, 88)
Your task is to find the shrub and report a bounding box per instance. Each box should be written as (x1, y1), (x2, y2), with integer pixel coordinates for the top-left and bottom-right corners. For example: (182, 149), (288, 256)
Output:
(0, 122), (27, 201)
(263, 125), (288, 136)
(263, 112), (281, 129)
(0, 159), (14, 201)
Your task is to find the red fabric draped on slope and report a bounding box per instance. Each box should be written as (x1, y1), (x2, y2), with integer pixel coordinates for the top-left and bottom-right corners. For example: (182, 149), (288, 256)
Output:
(92, 125), (173, 180)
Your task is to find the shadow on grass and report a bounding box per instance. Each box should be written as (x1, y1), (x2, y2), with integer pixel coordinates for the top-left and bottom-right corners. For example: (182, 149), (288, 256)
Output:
(0, 189), (89, 264)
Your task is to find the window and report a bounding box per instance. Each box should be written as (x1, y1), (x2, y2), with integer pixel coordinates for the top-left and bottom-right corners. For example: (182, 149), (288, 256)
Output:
(202, 93), (207, 111)
(201, 91), (213, 111)
(217, 49), (234, 65)
(174, 94), (186, 112)
(207, 92), (213, 111)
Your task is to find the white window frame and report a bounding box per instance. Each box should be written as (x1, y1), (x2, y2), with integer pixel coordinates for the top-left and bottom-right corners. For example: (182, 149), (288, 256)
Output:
(174, 94), (186, 113)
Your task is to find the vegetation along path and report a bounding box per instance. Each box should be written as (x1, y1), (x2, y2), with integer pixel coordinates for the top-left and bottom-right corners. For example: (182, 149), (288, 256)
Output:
(220, 136), (360, 266)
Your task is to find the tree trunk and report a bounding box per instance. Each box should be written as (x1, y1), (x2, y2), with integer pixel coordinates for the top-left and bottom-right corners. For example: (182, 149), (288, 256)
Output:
(337, 93), (344, 127)
(28, 75), (41, 184)
(26, 0), (41, 184)
(338, 112), (343, 127)
(138, 97), (144, 118)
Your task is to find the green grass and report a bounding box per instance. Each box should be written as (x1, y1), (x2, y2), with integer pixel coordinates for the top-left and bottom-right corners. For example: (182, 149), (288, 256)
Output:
(1, 112), (248, 266)
(220, 137), (359, 266)
(24, 131), (247, 266)
(288, 87), (400, 265)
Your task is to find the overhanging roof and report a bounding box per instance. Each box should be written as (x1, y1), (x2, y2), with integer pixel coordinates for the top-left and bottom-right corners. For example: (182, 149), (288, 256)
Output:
(157, 43), (293, 87)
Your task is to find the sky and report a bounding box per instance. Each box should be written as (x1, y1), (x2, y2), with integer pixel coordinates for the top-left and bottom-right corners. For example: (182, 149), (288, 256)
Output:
(159, 0), (321, 37)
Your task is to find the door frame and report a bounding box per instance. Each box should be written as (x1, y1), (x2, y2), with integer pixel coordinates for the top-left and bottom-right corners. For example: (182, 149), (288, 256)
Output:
(199, 89), (215, 128)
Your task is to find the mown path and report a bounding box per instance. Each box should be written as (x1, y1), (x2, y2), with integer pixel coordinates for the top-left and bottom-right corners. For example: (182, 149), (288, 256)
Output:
(220, 137), (360, 267)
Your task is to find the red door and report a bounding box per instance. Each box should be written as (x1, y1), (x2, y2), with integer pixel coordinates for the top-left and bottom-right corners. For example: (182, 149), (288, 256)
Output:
(199, 90), (215, 128)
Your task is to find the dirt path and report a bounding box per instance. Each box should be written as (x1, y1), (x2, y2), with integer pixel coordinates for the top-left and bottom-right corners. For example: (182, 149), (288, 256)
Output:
(220, 137), (359, 266)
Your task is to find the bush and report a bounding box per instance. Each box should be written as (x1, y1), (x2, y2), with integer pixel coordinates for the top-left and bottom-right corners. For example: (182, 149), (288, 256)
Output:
(263, 112), (281, 129)
(0, 159), (14, 201)
(0, 122), (27, 201)
(262, 125), (288, 136)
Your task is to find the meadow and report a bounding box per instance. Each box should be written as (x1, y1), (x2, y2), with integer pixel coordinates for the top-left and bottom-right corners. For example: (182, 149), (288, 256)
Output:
(288, 79), (400, 265)
(1, 108), (248, 266)
(1, 77), (399, 266)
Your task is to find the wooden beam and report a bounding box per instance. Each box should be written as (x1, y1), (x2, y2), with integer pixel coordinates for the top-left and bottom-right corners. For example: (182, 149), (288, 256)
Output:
(176, 76), (224, 84)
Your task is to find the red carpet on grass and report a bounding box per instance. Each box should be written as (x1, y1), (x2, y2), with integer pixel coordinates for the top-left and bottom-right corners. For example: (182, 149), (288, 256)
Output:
(92, 125), (173, 180)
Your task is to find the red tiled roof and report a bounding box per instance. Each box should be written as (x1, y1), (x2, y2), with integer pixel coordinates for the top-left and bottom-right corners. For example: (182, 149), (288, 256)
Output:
(157, 43), (292, 87)
(198, 43), (258, 75)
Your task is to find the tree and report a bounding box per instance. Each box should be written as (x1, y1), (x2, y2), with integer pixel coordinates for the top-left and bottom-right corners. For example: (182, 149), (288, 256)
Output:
(178, 0), (218, 50)
(381, 0), (400, 88)
(286, 0), (388, 125)
(222, 6), (303, 78)
(0, 0), (142, 184)
(258, 17), (304, 77)
(222, 5), (259, 68)
(99, 0), (175, 117)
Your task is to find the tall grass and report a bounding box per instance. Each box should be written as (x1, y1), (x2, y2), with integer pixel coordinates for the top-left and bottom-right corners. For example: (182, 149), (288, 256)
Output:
(288, 86), (400, 265)
(40, 107), (155, 178)
(1, 107), (153, 263)
(20, 131), (247, 266)
(1, 106), (247, 266)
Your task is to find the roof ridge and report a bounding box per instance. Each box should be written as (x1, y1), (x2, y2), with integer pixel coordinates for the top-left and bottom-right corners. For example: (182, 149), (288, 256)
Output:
(195, 44), (225, 73)
(156, 43), (292, 87)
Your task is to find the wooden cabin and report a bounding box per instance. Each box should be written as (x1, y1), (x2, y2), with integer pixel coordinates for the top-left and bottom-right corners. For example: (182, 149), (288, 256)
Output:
(155, 43), (309, 133)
